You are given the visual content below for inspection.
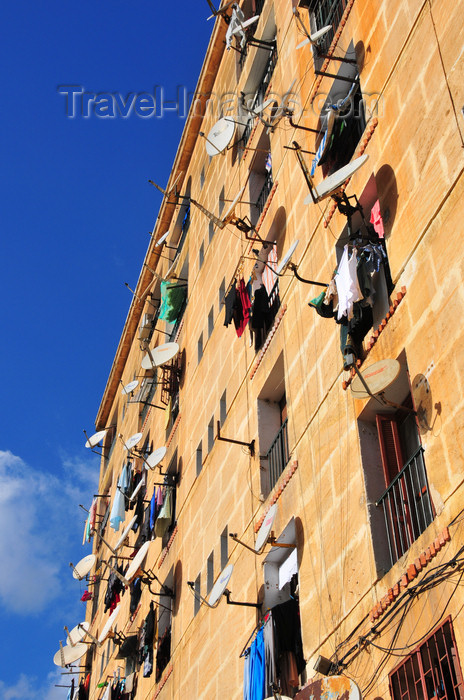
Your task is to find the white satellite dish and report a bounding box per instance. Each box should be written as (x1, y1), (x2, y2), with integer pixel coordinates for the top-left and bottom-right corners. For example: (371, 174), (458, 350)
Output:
(222, 187), (245, 223)
(121, 379), (139, 395)
(125, 541), (151, 583)
(350, 359), (401, 399)
(230, 13), (259, 36)
(276, 240), (299, 275)
(98, 605), (121, 644)
(156, 231), (170, 247)
(296, 24), (332, 49)
(141, 342), (179, 370)
(208, 564), (234, 607)
(72, 554), (96, 581)
(85, 430), (107, 449)
(248, 97), (274, 115)
(206, 117), (236, 156)
(53, 642), (88, 667)
(124, 432), (143, 450)
(66, 621), (90, 646)
(114, 515), (138, 551)
(145, 446), (167, 470)
(304, 154), (369, 204)
(129, 477), (144, 502)
(255, 504), (277, 553)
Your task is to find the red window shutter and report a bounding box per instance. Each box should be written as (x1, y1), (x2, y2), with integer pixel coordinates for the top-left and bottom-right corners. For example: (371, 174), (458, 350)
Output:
(376, 414), (404, 486)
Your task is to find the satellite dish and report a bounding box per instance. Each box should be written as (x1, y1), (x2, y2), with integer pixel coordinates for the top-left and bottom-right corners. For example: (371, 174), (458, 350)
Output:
(301, 676), (361, 700)
(296, 24), (332, 49)
(125, 541), (151, 582)
(276, 240), (299, 275)
(129, 477), (144, 502)
(66, 621), (90, 646)
(208, 563), (234, 607)
(124, 432), (143, 450)
(141, 342), (179, 370)
(350, 359), (401, 399)
(248, 97), (274, 115)
(85, 430), (107, 449)
(98, 605), (121, 644)
(53, 642), (88, 667)
(222, 187), (245, 223)
(72, 554), (96, 580)
(114, 515), (138, 551)
(206, 117), (236, 156)
(411, 374), (433, 433)
(156, 231), (170, 247)
(304, 154), (369, 204)
(255, 503), (277, 552)
(121, 379), (139, 395)
(145, 446), (167, 470)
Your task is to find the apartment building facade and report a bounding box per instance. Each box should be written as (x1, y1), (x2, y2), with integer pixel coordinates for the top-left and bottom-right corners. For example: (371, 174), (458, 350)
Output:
(74, 0), (464, 698)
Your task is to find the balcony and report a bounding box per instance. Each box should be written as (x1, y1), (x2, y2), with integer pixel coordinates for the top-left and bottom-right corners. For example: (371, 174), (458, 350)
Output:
(240, 43), (278, 152)
(376, 446), (434, 568)
(313, 0), (348, 58)
(255, 168), (273, 220)
(265, 418), (289, 492)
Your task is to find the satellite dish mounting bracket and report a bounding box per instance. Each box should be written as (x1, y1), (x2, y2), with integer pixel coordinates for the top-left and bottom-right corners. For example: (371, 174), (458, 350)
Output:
(217, 420), (255, 456)
(223, 589), (261, 608)
(141, 570), (175, 597)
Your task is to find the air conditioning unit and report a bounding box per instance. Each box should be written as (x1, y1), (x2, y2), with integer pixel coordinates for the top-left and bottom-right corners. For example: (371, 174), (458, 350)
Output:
(138, 313), (154, 340)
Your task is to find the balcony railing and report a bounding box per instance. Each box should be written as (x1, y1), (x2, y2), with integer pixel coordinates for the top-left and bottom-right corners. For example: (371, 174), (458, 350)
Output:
(266, 418), (289, 491)
(255, 169), (273, 220)
(240, 43), (278, 152)
(376, 446), (434, 568)
(312, 0), (348, 57)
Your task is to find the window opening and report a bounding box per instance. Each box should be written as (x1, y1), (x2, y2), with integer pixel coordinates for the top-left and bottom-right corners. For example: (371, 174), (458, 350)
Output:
(258, 354), (289, 496)
(208, 220), (215, 244)
(197, 333), (203, 363)
(156, 569), (173, 682)
(390, 618), (464, 700)
(207, 552), (214, 594)
(208, 417), (215, 452)
(196, 442), (203, 477)
(194, 573), (201, 616)
(199, 241), (205, 270)
(239, 41), (278, 155)
(221, 526), (228, 569)
(358, 357), (434, 572)
(208, 306), (214, 338)
(220, 390), (227, 426)
(309, 0), (349, 60)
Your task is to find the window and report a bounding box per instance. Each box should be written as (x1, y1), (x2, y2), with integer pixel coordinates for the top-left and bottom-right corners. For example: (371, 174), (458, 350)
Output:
(161, 450), (178, 549)
(258, 353), (290, 496)
(199, 241), (204, 270)
(200, 165), (205, 189)
(196, 442), (203, 477)
(248, 134), (274, 226)
(239, 40), (278, 154)
(219, 277), (225, 312)
(358, 359), (434, 572)
(207, 552), (214, 594)
(261, 518), (305, 693)
(218, 186), (225, 216)
(390, 619), (464, 700)
(220, 526), (228, 569)
(208, 417), (215, 453)
(208, 306), (214, 339)
(156, 569), (173, 682)
(305, 0), (349, 58)
(197, 333), (203, 363)
(208, 221), (215, 244)
(135, 374), (158, 423)
(220, 390), (227, 426)
(194, 573), (201, 616)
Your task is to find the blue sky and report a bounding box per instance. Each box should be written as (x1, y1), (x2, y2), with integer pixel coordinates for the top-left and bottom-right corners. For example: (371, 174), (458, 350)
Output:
(0, 2), (212, 697)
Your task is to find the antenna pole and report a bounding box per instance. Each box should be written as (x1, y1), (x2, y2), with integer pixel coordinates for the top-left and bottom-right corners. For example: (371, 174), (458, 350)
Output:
(292, 141), (318, 204)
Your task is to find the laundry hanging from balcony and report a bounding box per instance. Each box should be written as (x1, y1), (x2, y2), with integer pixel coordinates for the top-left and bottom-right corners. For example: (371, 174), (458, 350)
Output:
(224, 277), (252, 337)
(308, 229), (394, 360)
(159, 280), (187, 323)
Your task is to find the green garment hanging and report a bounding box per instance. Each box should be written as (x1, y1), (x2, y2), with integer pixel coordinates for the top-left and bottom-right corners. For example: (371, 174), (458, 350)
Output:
(158, 281), (187, 323)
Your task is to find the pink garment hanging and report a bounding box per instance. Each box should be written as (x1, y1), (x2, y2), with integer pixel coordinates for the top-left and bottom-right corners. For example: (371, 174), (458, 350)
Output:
(370, 199), (385, 238)
(236, 278), (251, 338)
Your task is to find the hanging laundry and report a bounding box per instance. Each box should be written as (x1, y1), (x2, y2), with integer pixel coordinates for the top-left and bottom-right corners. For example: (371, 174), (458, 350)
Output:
(370, 199), (385, 238)
(154, 487), (173, 538)
(263, 612), (277, 698)
(80, 590), (93, 602)
(335, 245), (363, 321)
(243, 627), (265, 700)
(104, 563), (126, 613)
(158, 280), (187, 323)
(236, 278), (251, 338)
(130, 577), (142, 615)
(110, 467), (129, 532)
(224, 282), (239, 327)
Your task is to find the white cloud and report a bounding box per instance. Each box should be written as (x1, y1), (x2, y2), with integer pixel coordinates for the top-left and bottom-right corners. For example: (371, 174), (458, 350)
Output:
(0, 669), (73, 700)
(0, 449), (99, 615)
(0, 673), (37, 699)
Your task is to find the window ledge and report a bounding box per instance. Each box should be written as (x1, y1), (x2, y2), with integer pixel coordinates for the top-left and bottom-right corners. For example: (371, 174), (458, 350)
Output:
(250, 303), (287, 380)
(254, 459), (299, 532)
(342, 286), (406, 391)
(369, 526), (451, 623)
(158, 525), (178, 568)
(153, 664), (173, 699)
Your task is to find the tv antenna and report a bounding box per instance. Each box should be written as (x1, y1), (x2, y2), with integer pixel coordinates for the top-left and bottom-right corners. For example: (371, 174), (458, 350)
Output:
(205, 0), (236, 21)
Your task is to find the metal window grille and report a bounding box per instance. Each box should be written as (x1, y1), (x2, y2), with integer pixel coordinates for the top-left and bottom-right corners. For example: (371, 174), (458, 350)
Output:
(255, 169), (274, 219)
(376, 446), (434, 568)
(266, 417), (290, 491)
(312, 0), (348, 57)
(390, 619), (464, 700)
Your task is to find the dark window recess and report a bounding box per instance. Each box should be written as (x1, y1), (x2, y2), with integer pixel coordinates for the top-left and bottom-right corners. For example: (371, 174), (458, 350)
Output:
(160, 356), (182, 433)
(255, 168), (274, 220)
(266, 395), (289, 492)
(376, 400), (434, 568)
(156, 582), (172, 682)
(136, 375), (158, 423)
(104, 427), (117, 463)
(390, 619), (464, 700)
(250, 242), (280, 352)
(168, 290), (188, 342)
(237, 0), (266, 70)
(240, 43), (278, 153)
(177, 204), (190, 256)
(161, 453), (178, 549)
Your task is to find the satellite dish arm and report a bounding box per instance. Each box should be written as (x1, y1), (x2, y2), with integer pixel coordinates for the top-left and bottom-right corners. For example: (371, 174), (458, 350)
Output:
(288, 262), (328, 287)
(229, 532), (263, 554)
(187, 580), (217, 609)
(223, 589), (261, 608)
